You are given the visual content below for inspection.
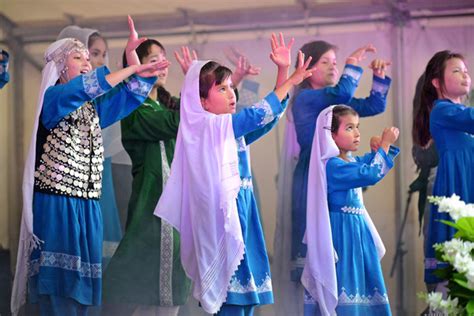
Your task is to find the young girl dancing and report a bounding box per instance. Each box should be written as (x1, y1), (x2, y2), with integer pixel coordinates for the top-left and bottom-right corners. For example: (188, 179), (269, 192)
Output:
(413, 50), (473, 290)
(155, 35), (313, 315)
(303, 105), (399, 315)
(11, 18), (168, 315)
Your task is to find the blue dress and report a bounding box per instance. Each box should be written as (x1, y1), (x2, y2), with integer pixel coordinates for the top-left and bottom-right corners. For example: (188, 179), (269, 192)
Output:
(29, 67), (155, 307)
(0, 50), (9, 89)
(304, 147), (398, 316)
(291, 65), (391, 279)
(424, 99), (474, 283)
(220, 92), (287, 310)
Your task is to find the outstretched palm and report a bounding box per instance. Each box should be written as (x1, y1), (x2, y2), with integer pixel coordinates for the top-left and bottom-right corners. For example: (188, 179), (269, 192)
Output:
(270, 32), (294, 68)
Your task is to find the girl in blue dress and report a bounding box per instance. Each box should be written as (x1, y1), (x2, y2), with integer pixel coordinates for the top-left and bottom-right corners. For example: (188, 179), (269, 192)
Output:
(413, 50), (473, 289)
(11, 18), (169, 316)
(302, 105), (399, 315)
(155, 34), (314, 315)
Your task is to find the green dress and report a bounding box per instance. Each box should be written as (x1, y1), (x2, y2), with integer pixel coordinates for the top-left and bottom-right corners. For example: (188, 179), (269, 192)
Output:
(103, 97), (191, 306)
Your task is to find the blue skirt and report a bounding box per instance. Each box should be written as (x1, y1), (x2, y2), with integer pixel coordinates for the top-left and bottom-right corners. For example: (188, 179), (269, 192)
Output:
(305, 210), (391, 315)
(29, 192), (103, 306)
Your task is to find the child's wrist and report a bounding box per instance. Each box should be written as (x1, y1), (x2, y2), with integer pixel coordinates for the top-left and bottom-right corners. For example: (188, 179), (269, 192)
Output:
(346, 56), (358, 65)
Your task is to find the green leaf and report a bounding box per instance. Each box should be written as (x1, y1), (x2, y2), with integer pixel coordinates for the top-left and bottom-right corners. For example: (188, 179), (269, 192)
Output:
(434, 266), (453, 280)
(467, 300), (474, 315)
(454, 218), (474, 241)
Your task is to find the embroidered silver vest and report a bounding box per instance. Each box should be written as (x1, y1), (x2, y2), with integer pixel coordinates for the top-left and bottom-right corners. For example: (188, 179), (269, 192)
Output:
(34, 102), (104, 199)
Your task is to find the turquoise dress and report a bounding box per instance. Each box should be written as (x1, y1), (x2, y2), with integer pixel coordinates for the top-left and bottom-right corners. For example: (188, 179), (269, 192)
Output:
(291, 65), (391, 280)
(304, 147), (398, 316)
(219, 92), (287, 310)
(425, 99), (474, 283)
(29, 67), (155, 308)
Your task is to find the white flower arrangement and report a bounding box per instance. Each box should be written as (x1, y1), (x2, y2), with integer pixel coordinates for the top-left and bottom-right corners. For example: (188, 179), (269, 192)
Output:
(418, 194), (474, 315)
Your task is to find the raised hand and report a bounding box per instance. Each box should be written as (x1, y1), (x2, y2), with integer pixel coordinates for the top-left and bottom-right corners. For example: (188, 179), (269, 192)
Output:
(346, 44), (377, 65)
(126, 16), (147, 53)
(287, 50), (314, 85)
(231, 56), (261, 87)
(174, 46), (198, 75)
(369, 58), (392, 79)
(381, 127), (399, 145)
(369, 136), (382, 152)
(269, 32), (294, 68)
(135, 60), (171, 78)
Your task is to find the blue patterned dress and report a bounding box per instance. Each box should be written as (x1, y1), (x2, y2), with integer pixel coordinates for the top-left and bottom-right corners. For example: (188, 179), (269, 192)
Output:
(28, 67), (155, 310)
(217, 92), (287, 313)
(291, 65), (391, 280)
(304, 147), (398, 316)
(424, 99), (474, 283)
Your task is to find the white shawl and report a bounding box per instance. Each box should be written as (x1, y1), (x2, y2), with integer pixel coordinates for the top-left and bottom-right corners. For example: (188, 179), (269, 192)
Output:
(154, 60), (244, 314)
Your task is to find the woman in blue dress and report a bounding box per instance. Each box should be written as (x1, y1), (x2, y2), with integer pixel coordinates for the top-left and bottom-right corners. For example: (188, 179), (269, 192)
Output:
(11, 19), (169, 315)
(155, 34), (314, 315)
(289, 41), (392, 282)
(413, 50), (473, 288)
(302, 105), (399, 315)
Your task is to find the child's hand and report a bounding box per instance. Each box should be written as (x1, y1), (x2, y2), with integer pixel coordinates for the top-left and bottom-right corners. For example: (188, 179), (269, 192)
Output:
(370, 136), (382, 152)
(369, 59), (392, 79)
(174, 46), (198, 75)
(287, 51), (314, 86)
(135, 60), (171, 77)
(126, 16), (147, 56)
(381, 127), (399, 145)
(269, 32), (294, 69)
(346, 44), (376, 66)
(231, 56), (261, 87)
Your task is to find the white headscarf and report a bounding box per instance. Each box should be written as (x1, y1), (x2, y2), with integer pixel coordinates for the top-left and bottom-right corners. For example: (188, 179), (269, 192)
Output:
(154, 60), (244, 314)
(301, 105), (386, 315)
(11, 38), (87, 316)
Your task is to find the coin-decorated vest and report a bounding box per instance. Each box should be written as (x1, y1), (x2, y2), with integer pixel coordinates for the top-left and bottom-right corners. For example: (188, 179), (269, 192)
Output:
(34, 101), (104, 199)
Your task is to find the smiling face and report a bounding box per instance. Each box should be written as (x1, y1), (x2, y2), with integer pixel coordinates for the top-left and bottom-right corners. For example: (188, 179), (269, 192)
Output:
(140, 43), (168, 87)
(201, 76), (237, 115)
(332, 113), (360, 155)
(88, 36), (107, 69)
(437, 57), (471, 102)
(308, 49), (339, 89)
(60, 50), (92, 83)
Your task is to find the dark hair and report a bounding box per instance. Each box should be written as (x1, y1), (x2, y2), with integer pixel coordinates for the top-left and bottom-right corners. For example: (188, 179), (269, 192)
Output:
(122, 39), (178, 110)
(412, 50), (465, 147)
(331, 105), (358, 133)
(296, 40), (337, 90)
(88, 32), (107, 49)
(199, 61), (233, 99)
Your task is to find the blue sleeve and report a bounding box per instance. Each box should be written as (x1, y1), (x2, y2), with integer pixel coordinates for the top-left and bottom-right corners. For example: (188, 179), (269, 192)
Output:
(232, 91), (285, 139)
(431, 101), (474, 134)
(347, 75), (391, 117)
(94, 74), (156, 129)
(41, 66), (113, 129)
(355, 145), (399, 164)
(296, 64), (363, 112)
(327, 147), (398, 192)
(0, 50), (9, 89)
(244, 94), (289, 145)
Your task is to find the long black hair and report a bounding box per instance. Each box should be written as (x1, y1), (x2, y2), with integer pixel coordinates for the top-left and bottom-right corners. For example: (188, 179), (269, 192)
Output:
(198, 61), (233, 99)
(412, 50), (464, 147)
(122, 39), (178, 110)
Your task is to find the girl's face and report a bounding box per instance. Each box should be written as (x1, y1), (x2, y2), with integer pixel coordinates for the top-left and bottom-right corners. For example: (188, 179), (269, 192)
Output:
(201, 76), (237, 115)
(332, 114), (360, 153)
(437, 58), (471, 101)
(141, 44), (168, 86)
(308, 49), (338, 89)
(89, 38), (107, 69)
(61, 51), (91, 83)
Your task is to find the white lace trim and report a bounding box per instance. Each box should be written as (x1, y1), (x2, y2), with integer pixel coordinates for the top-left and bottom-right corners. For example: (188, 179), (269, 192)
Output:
(125, 76), (153, 98)
(83, 68), (106, 99)
(228, 273), (272, 294)
(371, 80), (389, 95)
(342, 67), (362, 81)
(370, 151), (387, 178)
(338, 287), (389, 306)
(159, 140), (174, 306)
(236, 137), (247, 152)
(252, 99), (274, 126)
(241, 178), (253, 190)
(341, 206), (365, 215)
(29, 251), (101, 278)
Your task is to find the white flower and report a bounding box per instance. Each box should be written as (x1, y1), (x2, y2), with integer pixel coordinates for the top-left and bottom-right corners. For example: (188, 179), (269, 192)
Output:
(429, 194), (474, 221)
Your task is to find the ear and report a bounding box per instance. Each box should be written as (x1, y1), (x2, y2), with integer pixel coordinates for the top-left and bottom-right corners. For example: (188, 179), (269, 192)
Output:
(200, 97), (208, 110)
(431, 78), (440, 89)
